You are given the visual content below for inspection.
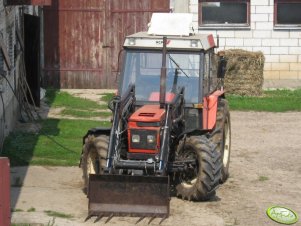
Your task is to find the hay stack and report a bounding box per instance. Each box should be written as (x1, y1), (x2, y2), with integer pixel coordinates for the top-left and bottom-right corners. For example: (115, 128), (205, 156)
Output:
(223, 49), (265, 96)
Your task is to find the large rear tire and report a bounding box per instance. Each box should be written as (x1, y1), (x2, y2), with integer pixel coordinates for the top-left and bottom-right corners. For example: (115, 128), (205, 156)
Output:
(81, 135), (108, 193)
(210, 99), (231, 183)
(176, 135), (222, 201)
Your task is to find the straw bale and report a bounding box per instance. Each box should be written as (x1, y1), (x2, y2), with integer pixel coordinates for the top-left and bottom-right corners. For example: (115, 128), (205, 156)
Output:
(222, 49), (265, 96)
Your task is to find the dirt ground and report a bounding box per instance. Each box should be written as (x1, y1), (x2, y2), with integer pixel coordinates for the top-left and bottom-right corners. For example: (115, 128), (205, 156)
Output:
(10, 90), (301, 226)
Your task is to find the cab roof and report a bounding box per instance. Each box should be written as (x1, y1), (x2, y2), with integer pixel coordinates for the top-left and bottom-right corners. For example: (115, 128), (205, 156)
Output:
(123, 32), (216, 51)
(123, 13), (215, 51)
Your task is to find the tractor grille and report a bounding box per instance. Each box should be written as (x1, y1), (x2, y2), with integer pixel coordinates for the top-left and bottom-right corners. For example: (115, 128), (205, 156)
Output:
(130, 129), (158, 150)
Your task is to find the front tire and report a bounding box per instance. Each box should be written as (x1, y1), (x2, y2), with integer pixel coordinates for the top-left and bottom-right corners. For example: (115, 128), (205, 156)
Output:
(176, 135), (222, 201)
(81, 135), (108, 193)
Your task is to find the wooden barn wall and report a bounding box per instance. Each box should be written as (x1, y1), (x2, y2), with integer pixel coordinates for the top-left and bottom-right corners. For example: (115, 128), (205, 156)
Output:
(43, 0), (170, 89)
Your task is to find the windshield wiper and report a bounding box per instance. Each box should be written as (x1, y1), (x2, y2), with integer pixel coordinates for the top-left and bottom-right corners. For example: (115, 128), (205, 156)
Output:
(168, 55), (190, 78)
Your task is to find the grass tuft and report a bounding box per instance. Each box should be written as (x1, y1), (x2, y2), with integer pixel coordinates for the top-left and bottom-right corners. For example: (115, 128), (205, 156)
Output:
(44, 210), (73, 219)
(258, 176), (269, 181)
(27, 207), (36, 212)
(11, 208), (24, 212)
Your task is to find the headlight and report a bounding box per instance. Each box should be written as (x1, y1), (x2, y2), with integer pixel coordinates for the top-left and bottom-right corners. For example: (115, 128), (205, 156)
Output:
(132, 134), (140, 143)
(130, 129), (158, 150)
(147, 135), (155, 144)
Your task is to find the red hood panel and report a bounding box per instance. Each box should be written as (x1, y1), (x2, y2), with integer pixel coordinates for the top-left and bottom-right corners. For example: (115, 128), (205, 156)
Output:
(129, 105), (165, 122)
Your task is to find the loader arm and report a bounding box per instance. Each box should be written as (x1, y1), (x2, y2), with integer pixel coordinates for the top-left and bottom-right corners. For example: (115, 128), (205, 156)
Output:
(106, 85), (135, 171)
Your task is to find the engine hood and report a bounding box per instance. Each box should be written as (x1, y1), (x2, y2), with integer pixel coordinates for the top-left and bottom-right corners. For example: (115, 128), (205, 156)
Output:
(129, 105), (165, 122)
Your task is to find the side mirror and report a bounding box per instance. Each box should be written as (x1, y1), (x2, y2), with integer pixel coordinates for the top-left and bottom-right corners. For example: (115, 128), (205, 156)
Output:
(217, 56), (227, 79)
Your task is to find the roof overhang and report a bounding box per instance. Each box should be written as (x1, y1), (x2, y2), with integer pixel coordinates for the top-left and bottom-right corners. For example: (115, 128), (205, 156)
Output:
(5, 0), (51, 6)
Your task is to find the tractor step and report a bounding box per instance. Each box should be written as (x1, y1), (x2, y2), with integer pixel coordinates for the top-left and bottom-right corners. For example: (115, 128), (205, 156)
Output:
(88, 174), (170, 219)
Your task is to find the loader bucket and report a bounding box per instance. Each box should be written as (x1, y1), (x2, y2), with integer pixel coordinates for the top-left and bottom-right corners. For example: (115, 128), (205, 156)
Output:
(88, 174), (170, 218)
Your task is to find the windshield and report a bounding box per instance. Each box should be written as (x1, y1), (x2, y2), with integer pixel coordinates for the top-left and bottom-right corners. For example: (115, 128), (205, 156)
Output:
(120, 50), (201, 103)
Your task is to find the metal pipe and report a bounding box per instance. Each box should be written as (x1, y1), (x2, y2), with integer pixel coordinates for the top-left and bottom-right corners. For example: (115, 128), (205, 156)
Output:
(159, 104), (171, 173)
(160, 36), (167, 109)
(43, 68), (103, 72)
(114, 160), (158, 170)
(106, 100), (120, 171)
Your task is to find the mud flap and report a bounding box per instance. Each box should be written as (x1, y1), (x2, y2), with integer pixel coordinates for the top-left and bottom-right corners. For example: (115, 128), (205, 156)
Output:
(88, 174), (170, 218)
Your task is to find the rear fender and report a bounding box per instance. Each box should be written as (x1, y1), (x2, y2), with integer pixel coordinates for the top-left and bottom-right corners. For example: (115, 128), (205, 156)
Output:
(203, 90), (225, 130)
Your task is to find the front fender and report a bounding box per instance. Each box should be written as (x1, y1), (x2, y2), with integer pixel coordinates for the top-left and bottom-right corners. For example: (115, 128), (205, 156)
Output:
(203, 90), (225, 130)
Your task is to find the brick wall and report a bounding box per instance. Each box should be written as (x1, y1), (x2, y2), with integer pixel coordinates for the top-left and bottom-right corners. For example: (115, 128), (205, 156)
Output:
(186, 0), (301, 80)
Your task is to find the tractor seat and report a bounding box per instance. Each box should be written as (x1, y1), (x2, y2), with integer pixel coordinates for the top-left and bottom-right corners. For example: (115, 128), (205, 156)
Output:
(148, 92), (175, 102)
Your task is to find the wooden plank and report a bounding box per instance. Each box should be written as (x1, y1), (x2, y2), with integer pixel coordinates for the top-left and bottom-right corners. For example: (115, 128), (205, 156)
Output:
(0, 37), (12, 70)
(0, 158), (11, 226)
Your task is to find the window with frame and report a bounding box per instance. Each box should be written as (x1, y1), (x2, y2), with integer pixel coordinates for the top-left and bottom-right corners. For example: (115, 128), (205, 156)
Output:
(274, 0), (301, 27)
(199, 0), (250, 27)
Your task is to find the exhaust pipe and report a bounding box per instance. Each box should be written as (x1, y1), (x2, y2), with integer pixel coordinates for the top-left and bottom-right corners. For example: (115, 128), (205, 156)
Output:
(160, 36), (167, 109)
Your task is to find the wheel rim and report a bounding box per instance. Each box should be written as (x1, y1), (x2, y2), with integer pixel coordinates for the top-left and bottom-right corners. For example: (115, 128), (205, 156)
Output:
(223, 117), (230, 167)
(87, 151), (99, 175)
(178, 148), (198, 188)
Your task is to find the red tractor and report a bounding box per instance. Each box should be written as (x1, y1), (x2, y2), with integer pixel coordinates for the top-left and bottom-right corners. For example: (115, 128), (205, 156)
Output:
(80, 14), (231, 221)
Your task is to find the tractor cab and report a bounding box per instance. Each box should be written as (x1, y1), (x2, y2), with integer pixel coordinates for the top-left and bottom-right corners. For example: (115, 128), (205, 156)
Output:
(120, 43), (201, 104)
(118, 30), (219, 132)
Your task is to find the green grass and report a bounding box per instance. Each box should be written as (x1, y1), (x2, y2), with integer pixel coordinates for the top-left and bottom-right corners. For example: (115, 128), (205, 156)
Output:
(27, 207), (36, 212)
(61, 109), (111, 118)
(11, 208), (23, 212)
(227, 89), (301, 112)
(1, 89), (112, 167)
(100, 92), (115, 103)
(46, 89), (109, 116)
(46, 89), (100, 110)
(44, 210), (73, 219)
(2, 119), (110, 166)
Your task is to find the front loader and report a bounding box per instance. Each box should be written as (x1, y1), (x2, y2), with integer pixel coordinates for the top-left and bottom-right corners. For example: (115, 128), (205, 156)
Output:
(80, 13), (231, 221)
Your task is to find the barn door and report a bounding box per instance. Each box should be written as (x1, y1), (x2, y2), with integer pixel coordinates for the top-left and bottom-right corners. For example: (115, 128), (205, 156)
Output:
(43, 0), (170, 89)
(103, 0), (170, 88)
